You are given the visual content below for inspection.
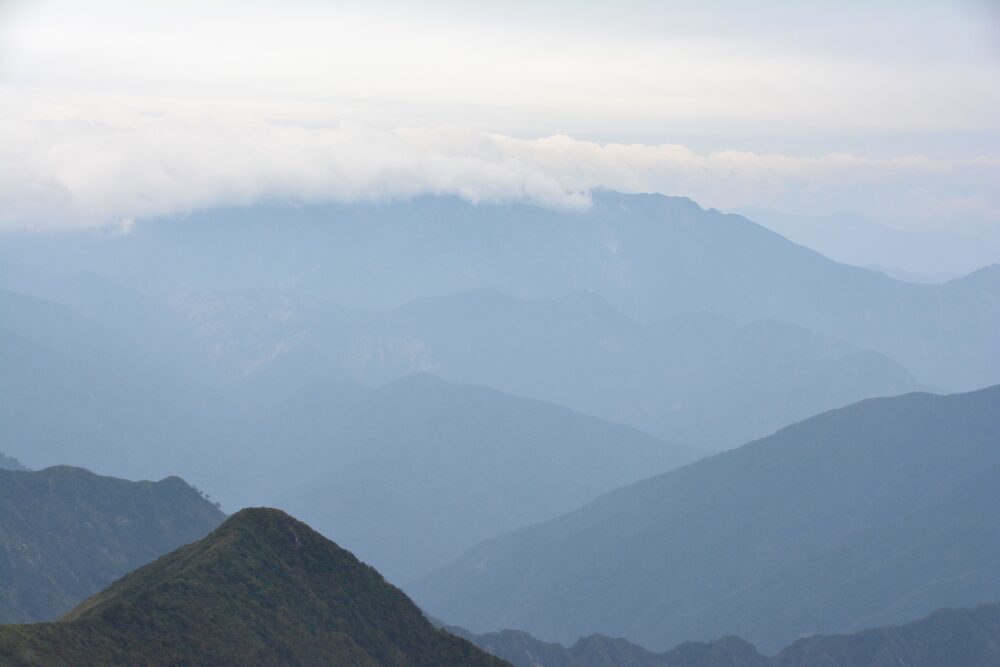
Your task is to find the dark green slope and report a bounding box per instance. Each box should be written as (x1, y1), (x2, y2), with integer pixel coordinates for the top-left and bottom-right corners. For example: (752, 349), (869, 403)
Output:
(414, 385), (1000, 653)
(454, 602), (1000, 667)
(0, 508), (510, 667)
(0, 466), (224, 623)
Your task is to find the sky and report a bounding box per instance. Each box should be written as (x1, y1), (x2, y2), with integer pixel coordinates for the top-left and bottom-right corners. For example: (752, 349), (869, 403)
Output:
(1, 0), (998, 236)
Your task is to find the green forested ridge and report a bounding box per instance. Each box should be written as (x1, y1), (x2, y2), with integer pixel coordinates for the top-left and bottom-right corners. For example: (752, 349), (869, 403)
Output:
(0, 508), (510, 667)
(0, 466), (224, 623)
(454, 602), (1000, 667)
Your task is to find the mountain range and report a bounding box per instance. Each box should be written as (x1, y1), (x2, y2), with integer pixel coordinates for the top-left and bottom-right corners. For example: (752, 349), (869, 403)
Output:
(413, 384), (1000, 653)
(0, 453), (24, 471)
(0, 508), (508, 667)
(0, 466), (224, 623)
(252, 372), (700, 583)
(0, 288), (230, 484)
(453, 602), (1000, 667)
(3, 192), (998, 392)
(169, 286), (922, 449)
(734, 207), (1000, 277)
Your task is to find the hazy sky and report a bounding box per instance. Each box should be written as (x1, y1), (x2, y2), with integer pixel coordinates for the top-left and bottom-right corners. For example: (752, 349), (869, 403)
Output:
(1, 0), (998, 234)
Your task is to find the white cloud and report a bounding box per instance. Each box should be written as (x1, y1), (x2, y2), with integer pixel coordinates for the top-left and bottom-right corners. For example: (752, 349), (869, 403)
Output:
(1, 89), (998, 234)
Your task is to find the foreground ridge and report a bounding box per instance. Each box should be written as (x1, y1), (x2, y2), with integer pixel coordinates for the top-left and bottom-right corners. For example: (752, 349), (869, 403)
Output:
(0, 508), (509, 667)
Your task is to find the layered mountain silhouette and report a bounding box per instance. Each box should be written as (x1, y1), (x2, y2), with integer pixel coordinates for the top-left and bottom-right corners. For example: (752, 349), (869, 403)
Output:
(733, 207), (1000, 277)
(0, 453), (23, 471)
(301, 289), (921, 448)
(0, 508), (509, 667)
(414, 385), (1000, 653)
(0, 289), (231, 485)
(144, 284), (923, 449)
(0, 466), (224, 623)
(453, 602), (1000, 667)
(255, 373), (700, 583)
(4, 192), (997, 390)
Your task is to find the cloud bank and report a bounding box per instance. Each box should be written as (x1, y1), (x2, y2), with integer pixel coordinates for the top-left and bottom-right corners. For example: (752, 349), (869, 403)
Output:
(2, 90), (998, 234)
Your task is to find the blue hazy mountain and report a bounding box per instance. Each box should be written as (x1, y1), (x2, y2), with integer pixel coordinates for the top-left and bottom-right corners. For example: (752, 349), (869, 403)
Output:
(734, 207), (1000, 277)
(412, 385), (1000, 654)
(0, 289), (232, 487)
(0, 453), (24, 471)
(159, 286), (922, 449)
(253, 373), (701, 583)
(0, 466), (224, 623)
(452, 601), (1000, 667)
(0, 259), (213, 384)
(2, 192), (997, 391)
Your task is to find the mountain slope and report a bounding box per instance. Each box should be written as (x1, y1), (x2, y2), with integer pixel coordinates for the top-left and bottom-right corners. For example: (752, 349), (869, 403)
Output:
(0, 508), (509, 667)
(413, 385), (1000, 653)
(733, 207), (1000, 276)
(4, 192), (997, 390)
(321, 291), (922, 448)
(0, 289), (233, 489)
(0, 466), (224, 623)
(262, 373), (701, 583)
(0, 453), (23, 471)
(453, 602), (1000, 667)
(163, 286), (922, 449)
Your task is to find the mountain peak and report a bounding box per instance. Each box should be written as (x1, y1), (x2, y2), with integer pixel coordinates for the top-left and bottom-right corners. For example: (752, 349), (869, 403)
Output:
(1, 507), (508, 667)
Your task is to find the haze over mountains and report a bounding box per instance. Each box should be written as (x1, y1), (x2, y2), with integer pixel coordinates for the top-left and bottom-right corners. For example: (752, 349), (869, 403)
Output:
(262, 373), (698, 583)
(2, 191), (999, 663)
(0, 288), (230, 483)
(0, 283), (700, 582)
(3, 193), (997, 394)
(735, 208), (1000, 277)
(138, 283), (925, 449)
(0, 453), (24, 471)
(4, 1), (998, 663)
(414, 385), (1000, 653)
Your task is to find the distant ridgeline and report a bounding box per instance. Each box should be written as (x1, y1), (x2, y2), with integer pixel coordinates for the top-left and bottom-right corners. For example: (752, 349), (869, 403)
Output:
(414, 385), (1000, 653)
(0, 466), (225, 623)
(0, 509), (508, 667)
(0, 453), (24, 470)
(451, 602), (1000, 667)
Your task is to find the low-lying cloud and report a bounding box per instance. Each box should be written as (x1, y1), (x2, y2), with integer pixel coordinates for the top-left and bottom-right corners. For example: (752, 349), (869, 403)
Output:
(2, 89), (998, 235)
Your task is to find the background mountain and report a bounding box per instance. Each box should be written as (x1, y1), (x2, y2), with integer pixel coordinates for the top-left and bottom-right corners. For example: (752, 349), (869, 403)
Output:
(0, 466), (224, 623)
(0, 453), (24, 471)
(864, 263), (961, 284)
(0, 289), (232, 485)
(307, 291), (922, 448)
(155, 286), (923, 449)
(0, 281), (704, 582)
(413, 385), (1000, 653)
(0, 508), (509, 667)
(255, 373), (700, 583)
(452, 602), (1000, 667)
(3, 192), (997, 391)
(734, 207), (1000, 277)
